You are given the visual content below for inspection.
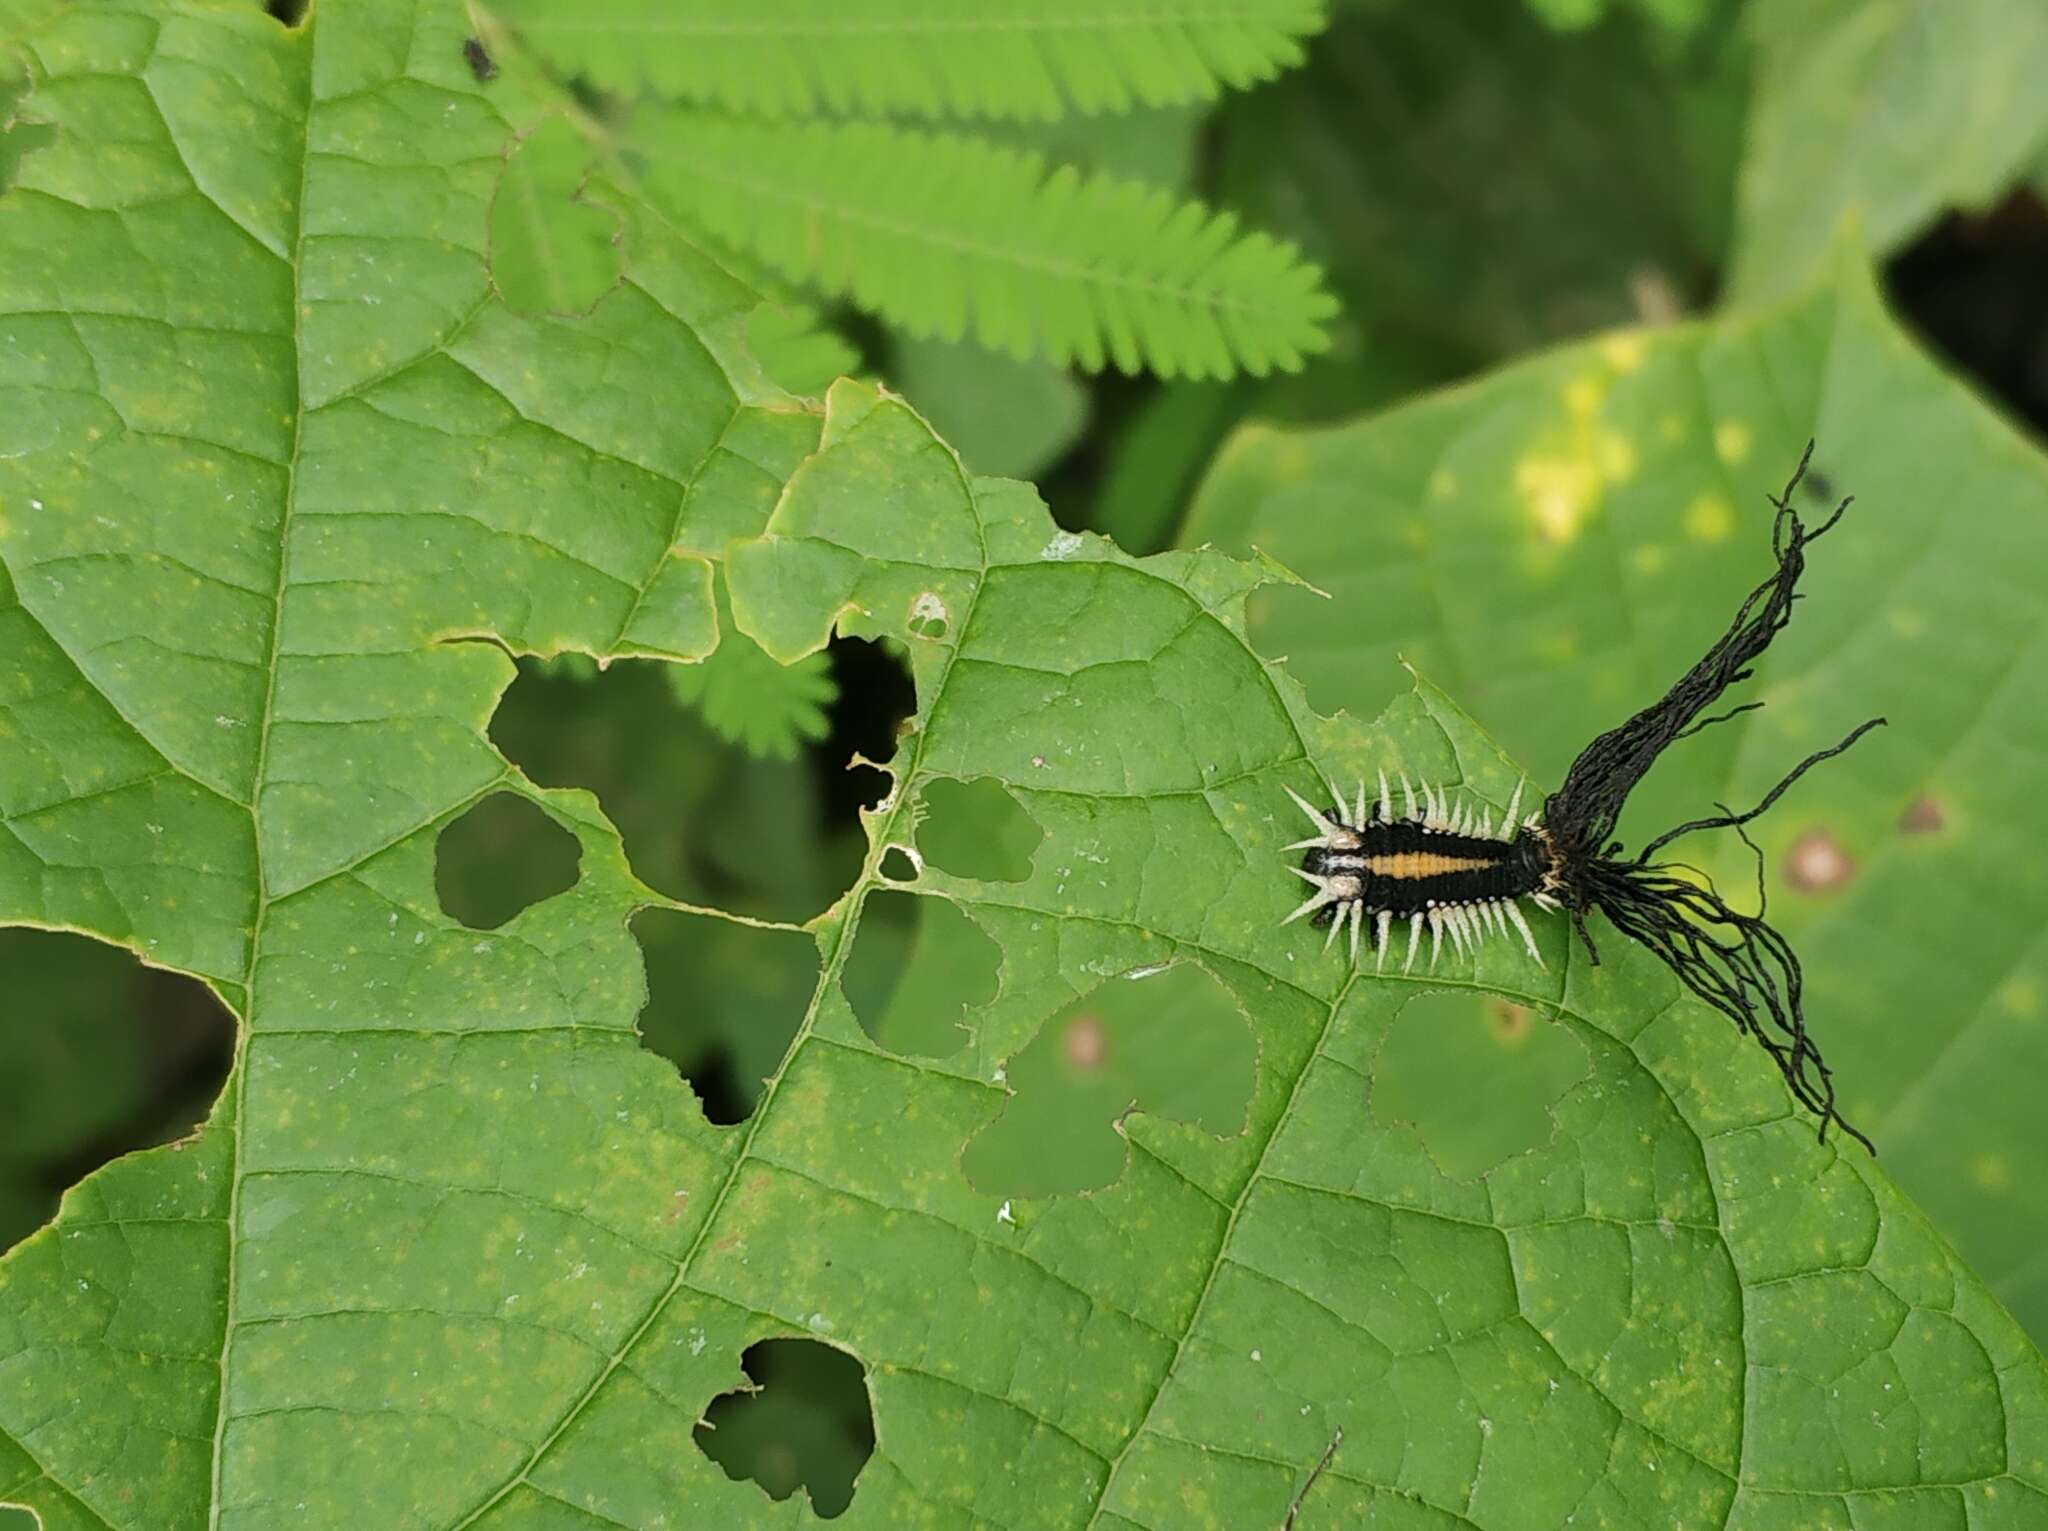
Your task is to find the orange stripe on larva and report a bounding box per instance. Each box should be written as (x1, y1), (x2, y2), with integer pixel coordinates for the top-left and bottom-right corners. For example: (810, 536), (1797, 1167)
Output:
(1365, 851), (1499, 879)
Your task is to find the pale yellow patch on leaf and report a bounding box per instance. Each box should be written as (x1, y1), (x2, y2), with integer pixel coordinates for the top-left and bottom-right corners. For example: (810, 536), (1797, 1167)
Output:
(1600, 333), (1648, 373)
(1970, 1153), (2013, 1192)
(1684, 492), (1735, 542)
(1714, 420), (1752, 465)
(1564, 377), (1605, 418)
(1996, 976), (2041, 1019)
(1516, 454), (1602, 544)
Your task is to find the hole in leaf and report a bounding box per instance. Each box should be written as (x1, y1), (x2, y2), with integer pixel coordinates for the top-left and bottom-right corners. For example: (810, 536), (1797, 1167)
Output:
(1245, 580), (1411, 727)
(963, 963), (1255, 1197)
(491, 656), (864, 923)
(1371, 991), (1588, 1180)
(841, 891), (999, 1058)
(820, 636), (917, 824)
(632, 908), (820, 1125)
(877, 846), (918, 882)
(906, 591), (948, 640)
(0, 929), (233, 1253)
(694, 1338), (874, 1518)
(434, 792), (581, 930)
(490, 639), (912, 923)
(914, 777), (1042, 882)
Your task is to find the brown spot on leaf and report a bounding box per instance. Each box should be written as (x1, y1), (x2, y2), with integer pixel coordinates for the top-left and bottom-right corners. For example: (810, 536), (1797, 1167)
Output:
(1488, 1000), (1534, 1043)
(1062, 1013), (1108, 1071)
(1899, 793), (1947, 835)
(1785, 830), (1854, 892)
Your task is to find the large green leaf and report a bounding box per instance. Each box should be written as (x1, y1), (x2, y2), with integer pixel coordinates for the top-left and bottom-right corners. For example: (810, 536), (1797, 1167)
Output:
(5, 4), (2048, 1529)
(1183, 260), (2048, 1343)
(1727, 0), (2048, 298)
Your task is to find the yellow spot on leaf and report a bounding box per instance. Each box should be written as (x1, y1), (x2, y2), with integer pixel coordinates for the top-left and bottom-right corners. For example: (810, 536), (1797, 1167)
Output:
(1970, 1153), (2012, 1192)
(1429, 466), (1458, 500)
(1684, 492), (1735, 542)
(1631, 544), (1669, 575)
(1597, 432), (1637, 484)
(1996, 977), (2041, 1019)
(1564, 377), (1605, 418)
(1714, 420), (1751, 465)
(1600, 333), (1648, 373)
(1517, 455), (1601, 543)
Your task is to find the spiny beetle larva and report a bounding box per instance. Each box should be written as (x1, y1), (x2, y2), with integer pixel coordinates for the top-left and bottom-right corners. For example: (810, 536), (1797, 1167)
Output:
(1283, 444), (1884, 1149)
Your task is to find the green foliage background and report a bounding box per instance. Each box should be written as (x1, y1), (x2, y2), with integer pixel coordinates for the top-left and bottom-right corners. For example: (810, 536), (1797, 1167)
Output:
(4, 0), (2048, 1526)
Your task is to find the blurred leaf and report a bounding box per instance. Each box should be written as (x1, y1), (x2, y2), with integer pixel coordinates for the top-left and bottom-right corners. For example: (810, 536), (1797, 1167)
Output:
(912, 775), (1043, 883)
(1069, 379), (1254, 553)
(887, 334), (1089, 481)
(743, 300), (861, 398)
(1524, 0), (1711, 33)
(1729, 0), (2048, 299)
(1182, 259), (2048, 1339)
(995, 101), (1206, 189)
(1213, 0), (1745, 372)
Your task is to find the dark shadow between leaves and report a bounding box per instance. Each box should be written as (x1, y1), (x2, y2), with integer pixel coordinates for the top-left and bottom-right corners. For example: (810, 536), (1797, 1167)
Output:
(0, 928), (234, 1253)
(631, 907), (820, 1126)
(694, 1338), (874, 1519)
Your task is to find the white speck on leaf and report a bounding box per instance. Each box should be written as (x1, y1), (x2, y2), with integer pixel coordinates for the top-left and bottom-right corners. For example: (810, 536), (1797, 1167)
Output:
(1041, 530), (1083, 559)
(996, 1201), (1014, 1224)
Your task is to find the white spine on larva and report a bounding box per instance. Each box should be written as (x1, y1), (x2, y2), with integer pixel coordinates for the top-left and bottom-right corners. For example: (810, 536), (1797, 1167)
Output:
(1404, 912), (1424, 973)
(1376, 769), (1392, 823)
(1375, 909), (1392, 971)
(1505, 899), (1544, 965)
(1401, 771), (1420, 821)
(1502, 778), (1525, 833)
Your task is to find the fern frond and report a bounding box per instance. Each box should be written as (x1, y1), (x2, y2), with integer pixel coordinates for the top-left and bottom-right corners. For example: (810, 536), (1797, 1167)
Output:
(487, 0), (1328, 121)
(640, 115), (1336, 379)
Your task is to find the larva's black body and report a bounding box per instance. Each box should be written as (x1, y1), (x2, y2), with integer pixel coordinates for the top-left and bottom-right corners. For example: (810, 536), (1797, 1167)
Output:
(1303, 819), (1550, 915)
(1283, 773), (1556, 972)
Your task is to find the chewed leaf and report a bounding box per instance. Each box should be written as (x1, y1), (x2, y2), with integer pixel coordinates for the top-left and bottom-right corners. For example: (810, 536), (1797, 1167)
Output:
(1183, 257), (2048, 1345)
(0, 4), (2044, 1527)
